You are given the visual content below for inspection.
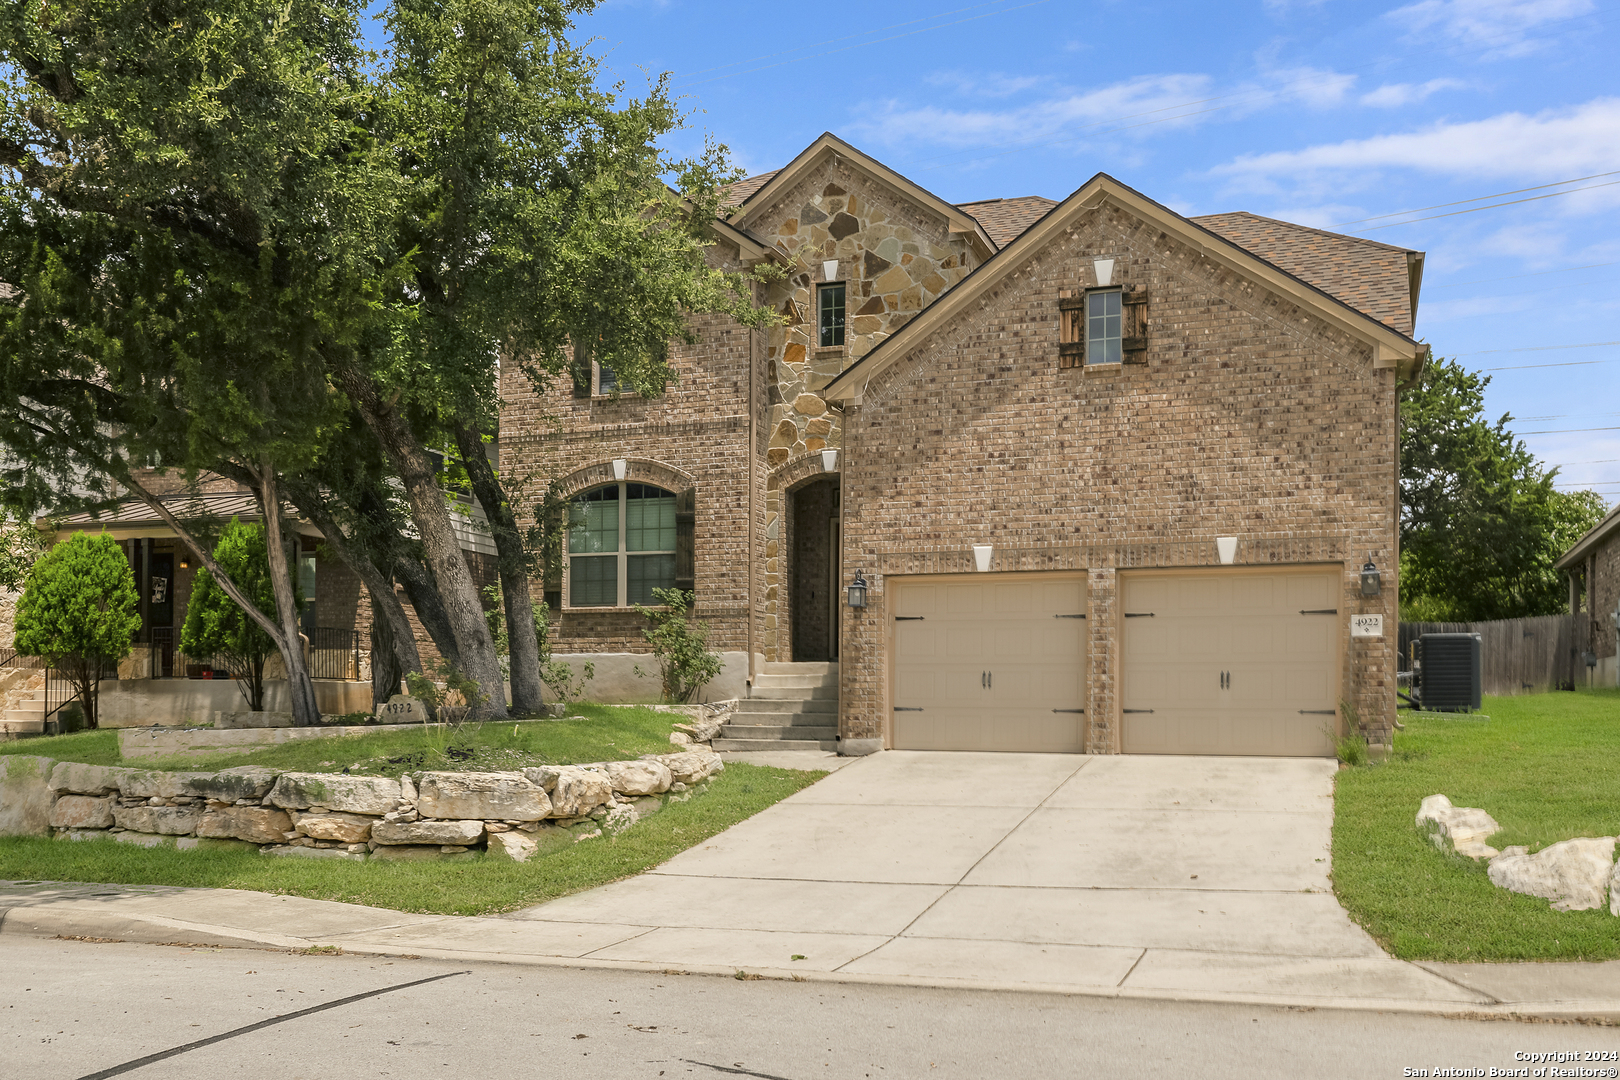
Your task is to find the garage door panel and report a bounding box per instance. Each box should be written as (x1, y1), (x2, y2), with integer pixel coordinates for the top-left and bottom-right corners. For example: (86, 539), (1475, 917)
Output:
(1122, 569), (1339, 757)
(892, 573), (1087, 753)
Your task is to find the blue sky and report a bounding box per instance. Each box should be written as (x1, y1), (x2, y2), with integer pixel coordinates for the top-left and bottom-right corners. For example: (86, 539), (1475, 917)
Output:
(431, 0), (1620, 502)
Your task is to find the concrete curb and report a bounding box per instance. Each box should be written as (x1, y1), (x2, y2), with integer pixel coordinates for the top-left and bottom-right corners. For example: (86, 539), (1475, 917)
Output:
(4, 890), (1617, 1024)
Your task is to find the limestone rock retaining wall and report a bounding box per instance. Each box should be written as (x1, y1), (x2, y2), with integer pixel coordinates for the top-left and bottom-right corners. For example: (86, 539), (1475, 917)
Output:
(3, 751), (724, 864)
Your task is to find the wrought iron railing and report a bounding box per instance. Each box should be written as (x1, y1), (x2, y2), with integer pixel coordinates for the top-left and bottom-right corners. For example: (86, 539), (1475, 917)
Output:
(305, 626), (363, 681)
(144, 626), (362, 681)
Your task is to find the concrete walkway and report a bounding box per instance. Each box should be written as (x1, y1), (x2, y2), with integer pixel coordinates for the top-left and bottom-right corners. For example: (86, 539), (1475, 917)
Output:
(3, 751), (1618, 1019)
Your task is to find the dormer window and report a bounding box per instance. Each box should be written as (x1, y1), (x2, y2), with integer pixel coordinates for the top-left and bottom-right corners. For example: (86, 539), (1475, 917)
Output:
(818, 283), (846, 348)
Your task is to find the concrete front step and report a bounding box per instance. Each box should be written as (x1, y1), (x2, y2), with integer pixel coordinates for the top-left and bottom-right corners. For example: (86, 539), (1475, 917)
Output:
(727, 713), (839, 729)
(714, 737), (836, 752)
(761, 661), (837, 676)
(0, 719), (45, 735)
(721, 724), (838, 740)
(748, 684), (837, 701)
(4, 709), (47, 724)
(731, 698), (837, 715)
(751, 674), (838, 691)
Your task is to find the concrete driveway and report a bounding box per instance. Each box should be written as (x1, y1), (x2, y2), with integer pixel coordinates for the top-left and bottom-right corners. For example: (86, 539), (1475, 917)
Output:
(502, 751), (1483, 1007)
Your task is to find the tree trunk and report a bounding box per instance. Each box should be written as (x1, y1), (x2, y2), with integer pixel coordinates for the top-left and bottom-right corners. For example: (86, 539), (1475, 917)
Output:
(283, 482), (423, 694)
(117, 471), (316, 723)
(344, 375), (507, 717)
(394, 555), (462, 671)
(371, 607), (404, 706)
(454, 419), (544, 714)
(253, 463), (322, 727)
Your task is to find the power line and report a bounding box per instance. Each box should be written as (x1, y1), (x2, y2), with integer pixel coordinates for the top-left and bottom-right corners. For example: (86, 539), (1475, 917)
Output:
(1331, 171), (1620, 228)
(1349, 179), (1620, 233)
(1517, 426), (1620, 435)
(1462, 339), (1620, 356)
(1485, 359), (1618, 371)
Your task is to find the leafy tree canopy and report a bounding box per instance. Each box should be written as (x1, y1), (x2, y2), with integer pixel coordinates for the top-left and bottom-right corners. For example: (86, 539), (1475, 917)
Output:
(1400, 357), (1607, 621)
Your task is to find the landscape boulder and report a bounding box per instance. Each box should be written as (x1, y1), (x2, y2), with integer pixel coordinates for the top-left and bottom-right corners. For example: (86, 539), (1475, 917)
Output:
(530, 766), (613, 818)
(0, 755), (56, 837)
(1416, 794), (1502, 859)
(371, 818), (485, 846)
(112, 804), (203, 836)
(269, 773), (402, 815)
(486, 831), (538, 862)
(119, 770), (219, 800)
(1487, 837), (1617, 912)
(604, 760), (672, 797)
(47, 761), (132, 796)
(49, 794), (115, 830)
(183, 767), (280, 803)
(416, 772), (548, 822)
(293, 811), (374, 844)
(653, 750), (723, 786)
(197, 806), (292, 845)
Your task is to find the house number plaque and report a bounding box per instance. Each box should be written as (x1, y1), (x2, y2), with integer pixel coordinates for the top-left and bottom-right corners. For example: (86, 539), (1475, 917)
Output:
(1350, 614), (1383, 638)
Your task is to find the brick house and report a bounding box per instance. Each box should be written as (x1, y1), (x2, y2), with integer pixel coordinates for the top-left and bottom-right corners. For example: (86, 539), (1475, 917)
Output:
(1556, 505), (1620, 687)
(510, 132), (1428, 754)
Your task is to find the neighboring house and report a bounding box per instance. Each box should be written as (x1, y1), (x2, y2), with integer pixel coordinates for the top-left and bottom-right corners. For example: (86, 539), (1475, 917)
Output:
(1556, 504), (1620, 687)
(508, 132), (1427, 754)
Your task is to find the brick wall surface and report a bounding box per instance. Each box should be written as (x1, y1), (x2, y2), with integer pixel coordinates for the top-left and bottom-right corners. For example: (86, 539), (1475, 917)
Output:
(1590, 540), (1619, 659)
(836, 199), (1401, 749)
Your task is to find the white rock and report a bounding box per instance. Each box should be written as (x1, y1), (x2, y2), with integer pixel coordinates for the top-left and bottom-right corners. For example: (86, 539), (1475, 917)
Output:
(653, 750), (724, 786)
(1612, 858), (1620, 918)
(604, 760), (672, 797)
(399, 774), (417, 803)
(1487, 837), (1617, 912)
(532, 766), (614, 818)
(486, 831), (538, 863)
(1416, 794), (1502, 859)
(269, 773), (402, 815)
(416, 772), (549, 822)
(669, 731), (692, 746)
(370, 818), (485, 846)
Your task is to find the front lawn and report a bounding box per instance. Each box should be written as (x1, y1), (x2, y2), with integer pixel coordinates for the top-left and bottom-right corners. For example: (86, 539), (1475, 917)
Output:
(1333, 687), (1620, 961)
(0, 763), (821, 915)
(0, 703), (680, 776)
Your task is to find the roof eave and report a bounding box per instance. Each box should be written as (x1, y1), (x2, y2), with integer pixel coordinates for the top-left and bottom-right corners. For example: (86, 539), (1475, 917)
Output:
(1555, 502), (1620, 570)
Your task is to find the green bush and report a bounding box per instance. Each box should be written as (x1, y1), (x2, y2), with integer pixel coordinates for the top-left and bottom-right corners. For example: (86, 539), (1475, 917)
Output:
(634, 588), (721, 704)
(180, 519), (295, 711)
(13, 532), (140, 728)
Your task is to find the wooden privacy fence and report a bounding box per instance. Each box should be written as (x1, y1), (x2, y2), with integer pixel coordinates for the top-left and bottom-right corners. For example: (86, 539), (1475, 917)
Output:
(1398, 614), (1591, 696)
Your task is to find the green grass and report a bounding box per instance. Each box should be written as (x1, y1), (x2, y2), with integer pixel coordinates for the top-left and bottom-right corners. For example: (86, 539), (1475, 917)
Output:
(0, 704), (679, 777)
(1333, 687), (1620, 962)
(0, 763), (822, 915)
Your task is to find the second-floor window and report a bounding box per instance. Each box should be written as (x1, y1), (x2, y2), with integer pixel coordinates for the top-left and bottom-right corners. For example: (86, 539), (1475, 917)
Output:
(1086, 288), (1122, 365)
(818, 283), (846, 348)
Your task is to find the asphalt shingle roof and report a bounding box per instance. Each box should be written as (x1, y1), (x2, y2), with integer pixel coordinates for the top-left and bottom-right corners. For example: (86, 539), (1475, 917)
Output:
(721, 170), (779, 209)
(956, 196), (1059, 248)
(1191, 211), (1419, 335)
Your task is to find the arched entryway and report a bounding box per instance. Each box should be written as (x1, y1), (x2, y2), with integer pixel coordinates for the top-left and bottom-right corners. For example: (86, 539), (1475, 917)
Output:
(789, 476), (840, 662)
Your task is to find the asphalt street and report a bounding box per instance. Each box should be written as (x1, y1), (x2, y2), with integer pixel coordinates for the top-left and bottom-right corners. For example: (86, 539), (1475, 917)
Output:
(3, 937), (1616, 1080)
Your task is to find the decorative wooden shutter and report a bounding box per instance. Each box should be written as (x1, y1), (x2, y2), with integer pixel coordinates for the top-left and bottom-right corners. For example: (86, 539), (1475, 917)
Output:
(673, 487), (696, 594)
(1057, 291), (1085, 369)
(1122, 286), (1149, 363)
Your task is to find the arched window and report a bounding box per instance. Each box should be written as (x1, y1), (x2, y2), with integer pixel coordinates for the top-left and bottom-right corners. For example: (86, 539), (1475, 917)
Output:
(567, 482), (678, 607)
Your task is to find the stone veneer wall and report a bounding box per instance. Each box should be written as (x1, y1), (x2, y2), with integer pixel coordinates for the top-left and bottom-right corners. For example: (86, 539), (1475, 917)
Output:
(1588, 537), (1620, 668)
(836, 198), (1401, 750)
(2, 751), (723, 861)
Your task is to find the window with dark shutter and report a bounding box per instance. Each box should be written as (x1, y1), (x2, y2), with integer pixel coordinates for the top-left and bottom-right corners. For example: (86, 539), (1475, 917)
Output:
(673, 487), (695, 594)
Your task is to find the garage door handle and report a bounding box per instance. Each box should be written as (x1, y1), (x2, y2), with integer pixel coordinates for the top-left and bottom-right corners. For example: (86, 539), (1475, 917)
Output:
(895, 616), (925, 621)
(1124, 612), (1154, 618)
(1052, 708), (1085, 714)
(1123, 708), (1154, 714)
(1299, 609), (1338, 615)
(893, 706), (923, 712)
(1298, 709), (1336, 715)
(1054, 613), (1086, 619)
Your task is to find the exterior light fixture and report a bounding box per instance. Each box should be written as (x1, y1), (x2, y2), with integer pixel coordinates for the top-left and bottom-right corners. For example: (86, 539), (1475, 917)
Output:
(847, 570), (868, 609)
(179, 553), (190, 570)
(821, 448), (838, 472)
(973, 545), (993, 573)
(612, 458), (627, 481)
(1360, 555), (1382, 597)
(1215, 536), (1238, 565)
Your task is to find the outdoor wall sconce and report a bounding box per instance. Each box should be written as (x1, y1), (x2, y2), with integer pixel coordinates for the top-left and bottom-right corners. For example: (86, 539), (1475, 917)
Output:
(846, 570), (868, 609)
(1360, 555), (1382, 597)
(179, 553), (190, 570)
(612, 458), (627, 481)
(1215, 536), (1238, 565)
(821, 448), (838, 473)
(822, 259), (839, 282)
(973, 544), (993, 573)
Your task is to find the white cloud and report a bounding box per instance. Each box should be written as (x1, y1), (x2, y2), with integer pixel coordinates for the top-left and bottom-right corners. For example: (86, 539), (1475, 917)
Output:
(1213, 98), (1620, 189)
(1387, 0), (1595, 56)
(924, 70), (1045, 99)
(1360, 78), (1467, 107)
(1265, 65), (1358, 108)
(848, 74), (1215, 150)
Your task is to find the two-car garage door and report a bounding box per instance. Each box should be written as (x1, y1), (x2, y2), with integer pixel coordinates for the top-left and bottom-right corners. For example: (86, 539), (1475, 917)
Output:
(890, 568), (1339, 756)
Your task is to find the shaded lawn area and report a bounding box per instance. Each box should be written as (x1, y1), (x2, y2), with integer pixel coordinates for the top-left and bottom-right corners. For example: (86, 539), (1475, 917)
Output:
(1333, 687), (1620, 962)
(0, 704), (680, 777)
(0, 763), (820, 916)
